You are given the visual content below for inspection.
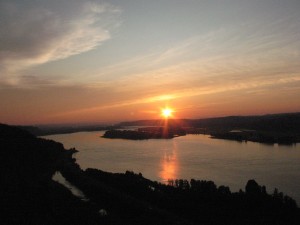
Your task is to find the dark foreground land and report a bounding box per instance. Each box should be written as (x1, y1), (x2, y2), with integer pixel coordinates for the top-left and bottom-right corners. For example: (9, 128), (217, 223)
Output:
(1, 123), (300, 225)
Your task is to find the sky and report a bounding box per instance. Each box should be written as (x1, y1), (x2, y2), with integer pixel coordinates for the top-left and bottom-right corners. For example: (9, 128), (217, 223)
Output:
(0, 0), (300, 125)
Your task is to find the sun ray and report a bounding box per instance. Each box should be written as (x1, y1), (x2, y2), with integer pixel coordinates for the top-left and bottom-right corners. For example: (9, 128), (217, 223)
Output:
(161, 107), (173, 119)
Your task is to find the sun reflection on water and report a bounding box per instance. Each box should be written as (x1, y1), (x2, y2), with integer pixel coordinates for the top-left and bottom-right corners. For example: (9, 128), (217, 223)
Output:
(159, 141), (179, 183)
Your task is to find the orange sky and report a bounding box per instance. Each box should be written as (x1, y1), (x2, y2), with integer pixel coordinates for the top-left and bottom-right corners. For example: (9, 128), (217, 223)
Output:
(0, 1), (299, 125)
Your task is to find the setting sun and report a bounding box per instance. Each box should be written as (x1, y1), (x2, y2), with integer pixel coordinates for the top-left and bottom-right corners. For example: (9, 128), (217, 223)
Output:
(161, 108), (173, 118)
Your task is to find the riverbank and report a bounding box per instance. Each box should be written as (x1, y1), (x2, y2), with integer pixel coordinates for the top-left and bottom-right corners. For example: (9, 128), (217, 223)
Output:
(19, 112), (300, 144)
(102, 126), (186, 140)
(1, 123), (300, 225)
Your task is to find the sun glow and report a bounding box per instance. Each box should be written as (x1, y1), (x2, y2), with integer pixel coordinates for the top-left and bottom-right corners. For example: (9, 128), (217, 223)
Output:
(161, 108), (173, 118)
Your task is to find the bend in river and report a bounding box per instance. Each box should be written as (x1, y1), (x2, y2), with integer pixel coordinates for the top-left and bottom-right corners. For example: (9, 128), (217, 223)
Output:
(45, 131), (300, 204)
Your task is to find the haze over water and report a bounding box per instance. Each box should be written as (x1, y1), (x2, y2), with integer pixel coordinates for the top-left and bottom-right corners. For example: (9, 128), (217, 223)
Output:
(47, 131), (300, 203)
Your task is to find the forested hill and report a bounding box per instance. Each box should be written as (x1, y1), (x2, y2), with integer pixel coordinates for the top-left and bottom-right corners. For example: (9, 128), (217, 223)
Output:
(0, 123), (104, 225)
(16, 124), (120, 136)
(1, 123), (300, 224)
(119, 113), (300, 144)
(15, 113), (300, 141)
(119, 112), (300, 132)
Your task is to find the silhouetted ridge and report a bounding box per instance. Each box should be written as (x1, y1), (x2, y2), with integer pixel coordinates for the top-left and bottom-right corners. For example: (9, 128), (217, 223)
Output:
(0, 123), (35, 139)
(62, 167), (299, 225)
(15, 112), (300, 144)
(119, 113), (300, 132)
(17, 124), (121, 136)
(118, 113), (300, 144)
(0, 124), (104, 225)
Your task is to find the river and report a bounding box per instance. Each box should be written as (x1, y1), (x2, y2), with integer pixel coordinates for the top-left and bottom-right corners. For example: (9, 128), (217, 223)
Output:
(45, 131), (300, 203)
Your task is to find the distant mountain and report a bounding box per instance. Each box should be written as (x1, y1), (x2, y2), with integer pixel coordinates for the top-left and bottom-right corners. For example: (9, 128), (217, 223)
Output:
(119, 112), (300, 132)
(14, 112), (300, 143)
(16, 124), (120, 136)
(118, 113), (300, 144)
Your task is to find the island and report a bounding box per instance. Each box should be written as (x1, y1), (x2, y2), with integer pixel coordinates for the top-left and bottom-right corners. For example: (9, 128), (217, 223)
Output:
(102, 126), (187, 140)
(18, 112), (300, 144)
(118, 113), (300, 144)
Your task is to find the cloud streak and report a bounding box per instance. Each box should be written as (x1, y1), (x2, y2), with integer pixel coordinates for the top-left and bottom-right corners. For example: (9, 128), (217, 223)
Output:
(0, 0), (119, 84)
(1, 1), (300, 124)
(49, 73), (300, 120)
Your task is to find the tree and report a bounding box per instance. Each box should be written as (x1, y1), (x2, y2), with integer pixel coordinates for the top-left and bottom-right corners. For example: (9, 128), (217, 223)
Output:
(245, 179), (261, 195)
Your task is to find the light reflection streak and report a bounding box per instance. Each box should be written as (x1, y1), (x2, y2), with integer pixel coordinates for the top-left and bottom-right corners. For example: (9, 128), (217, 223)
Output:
(159, 141), (179, 183)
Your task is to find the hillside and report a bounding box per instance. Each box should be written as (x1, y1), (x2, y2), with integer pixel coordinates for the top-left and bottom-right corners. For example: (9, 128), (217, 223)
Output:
(1, 123), (300, 224)
(119, 112), (300, 144)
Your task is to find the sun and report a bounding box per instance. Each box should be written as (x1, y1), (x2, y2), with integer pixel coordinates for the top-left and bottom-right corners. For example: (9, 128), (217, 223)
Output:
(161, 108), (173, 118)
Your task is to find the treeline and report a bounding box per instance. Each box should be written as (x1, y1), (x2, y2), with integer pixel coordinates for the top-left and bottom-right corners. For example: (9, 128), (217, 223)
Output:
(1, 123), (300, 225)
(210, 130), (299, 144)
(61, 165), (300, 225)
(102, 129), (171, 139)
(118, 112), (300, 144)
(167, 178), (296, 208)
(191, 113), (300, 133)
(17, 112), (300, 143)
(0, 124), (107, 225)
(102, 127), (186, 140)
(118, 112), (300, 132)
(18, 124), (120, 136)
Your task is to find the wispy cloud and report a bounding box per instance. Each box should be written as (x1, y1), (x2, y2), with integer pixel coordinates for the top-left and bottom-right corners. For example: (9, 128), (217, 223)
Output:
(86, 10), (300, 87)
(1, 1), (300, 124)
(20, 11), (300, 119)
(0, 0), (120, 85)
(48, 73), (300, 121)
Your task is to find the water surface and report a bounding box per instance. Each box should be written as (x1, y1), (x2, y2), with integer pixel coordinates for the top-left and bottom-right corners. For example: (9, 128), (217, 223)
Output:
(46, 131), (300, 203)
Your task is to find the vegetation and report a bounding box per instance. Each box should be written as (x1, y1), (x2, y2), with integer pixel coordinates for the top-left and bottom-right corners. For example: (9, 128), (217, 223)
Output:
(62, 167), (300, 225)
(119, 112), (300, 144)
(1, 123), (299, 224)
(102, 127), (186, 140)
(0, 124), (103, 225)
(18, 124), (121, 136)
(19, 112), (300, 143)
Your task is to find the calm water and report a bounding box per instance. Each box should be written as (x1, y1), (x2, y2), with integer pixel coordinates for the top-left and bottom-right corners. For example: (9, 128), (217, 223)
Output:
(46, 131), (300, 203)
(52, 171), (88, 201)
